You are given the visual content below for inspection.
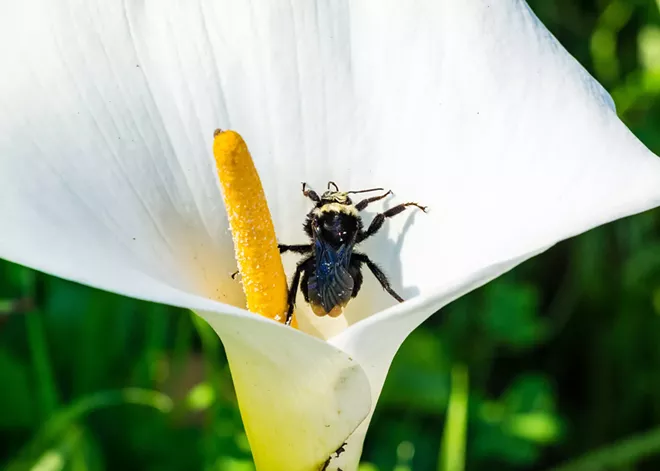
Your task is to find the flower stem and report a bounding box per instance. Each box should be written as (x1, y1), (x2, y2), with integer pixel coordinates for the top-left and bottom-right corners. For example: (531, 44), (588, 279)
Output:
(546, 426), (660, 471)
(439, 363), (469, 471)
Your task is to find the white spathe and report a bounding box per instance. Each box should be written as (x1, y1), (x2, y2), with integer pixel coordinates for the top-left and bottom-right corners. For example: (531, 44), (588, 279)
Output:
(1, 1), (659, 470)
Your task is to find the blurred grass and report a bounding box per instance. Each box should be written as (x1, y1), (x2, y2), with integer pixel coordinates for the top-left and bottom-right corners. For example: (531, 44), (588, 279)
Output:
(2, 1), (660, 470)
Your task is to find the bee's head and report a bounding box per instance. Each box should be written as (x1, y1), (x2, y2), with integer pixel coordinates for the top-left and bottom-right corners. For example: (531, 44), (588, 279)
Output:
(317, 181), (385, 207)
(320, 190), (353, 205)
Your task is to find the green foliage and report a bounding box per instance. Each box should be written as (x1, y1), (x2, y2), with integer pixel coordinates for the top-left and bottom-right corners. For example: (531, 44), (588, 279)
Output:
(2, 1), (660, 470)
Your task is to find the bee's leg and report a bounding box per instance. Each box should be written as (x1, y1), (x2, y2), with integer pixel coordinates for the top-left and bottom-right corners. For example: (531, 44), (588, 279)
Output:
(279, 243), (313, 254)
(355, 190), (392, 211)
(357, 202), (427, 243)
(301, 266), (312, 302)
(302, 182), (321, 203)
(353, 253), (404, 303)
(285, 256), (313, 325)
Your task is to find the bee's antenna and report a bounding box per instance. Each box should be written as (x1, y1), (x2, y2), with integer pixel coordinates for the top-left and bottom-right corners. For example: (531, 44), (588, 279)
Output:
(327, 181), (339, 191)
(347, 187), (385, 195)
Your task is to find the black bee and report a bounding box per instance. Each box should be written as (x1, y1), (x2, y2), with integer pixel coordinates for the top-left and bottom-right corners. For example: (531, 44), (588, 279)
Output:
(279, 181), (427, 325)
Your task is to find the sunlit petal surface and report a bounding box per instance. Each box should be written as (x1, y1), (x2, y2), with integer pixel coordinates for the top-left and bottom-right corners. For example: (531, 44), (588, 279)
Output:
(1, 1), (659, 469)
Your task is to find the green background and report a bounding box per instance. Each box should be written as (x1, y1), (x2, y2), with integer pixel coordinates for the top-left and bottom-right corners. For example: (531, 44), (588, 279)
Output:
(2, 1), (660, 470)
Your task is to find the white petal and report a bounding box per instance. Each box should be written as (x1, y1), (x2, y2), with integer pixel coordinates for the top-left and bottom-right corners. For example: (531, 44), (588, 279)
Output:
(330, 0), (660, 378)
(340, 0), (660, 298)
(1, 1), (660, 468)
(0, 0), (242, 309)
(4, 0), (658, 335)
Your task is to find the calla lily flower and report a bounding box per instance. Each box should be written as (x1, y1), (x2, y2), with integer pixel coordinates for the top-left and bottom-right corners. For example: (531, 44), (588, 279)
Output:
(1, 1), (659, 470)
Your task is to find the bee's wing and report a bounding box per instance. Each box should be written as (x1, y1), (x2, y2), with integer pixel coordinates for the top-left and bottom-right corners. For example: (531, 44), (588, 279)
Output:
(308, 239), (354, 313)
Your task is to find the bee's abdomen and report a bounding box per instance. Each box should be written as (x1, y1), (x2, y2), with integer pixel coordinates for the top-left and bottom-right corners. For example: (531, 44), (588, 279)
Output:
(307, 270), (354, 316)
(306, 239), (355, 316)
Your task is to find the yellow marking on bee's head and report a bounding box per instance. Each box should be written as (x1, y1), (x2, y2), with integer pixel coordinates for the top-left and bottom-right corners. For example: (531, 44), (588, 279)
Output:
(213, 129), (296, 328)
(321, 191), (350, 203)
(314, 202), (358, 217)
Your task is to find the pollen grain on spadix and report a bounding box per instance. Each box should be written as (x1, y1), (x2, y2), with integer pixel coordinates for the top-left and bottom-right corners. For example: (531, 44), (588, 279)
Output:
(212, 129), (296, 328)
